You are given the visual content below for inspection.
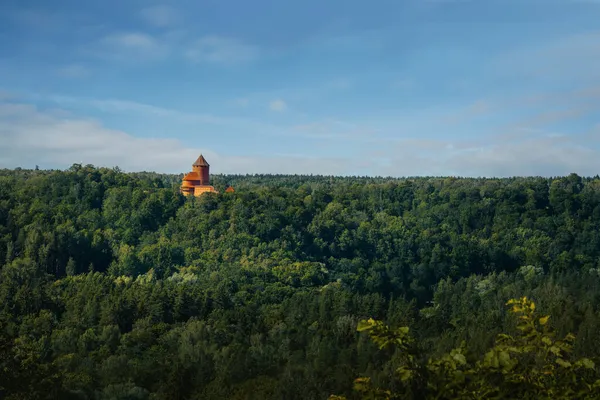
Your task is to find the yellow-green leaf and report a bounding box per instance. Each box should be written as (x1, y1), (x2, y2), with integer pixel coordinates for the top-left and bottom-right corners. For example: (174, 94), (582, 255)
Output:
(539, 316), (550, 325)
(453, 353), (467, 366)
(581, 358), (595, 370)
(398, 366), (414, 382)
(556, 358), (572, 368)
(356, 319), (376, 332)
(542, 336), (552, 345)
(498, 351), (511, 367)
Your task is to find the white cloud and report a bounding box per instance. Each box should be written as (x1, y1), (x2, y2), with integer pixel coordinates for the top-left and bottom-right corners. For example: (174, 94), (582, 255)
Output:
(3, 88), (600, 177)
(65, 97), (223, 124)
(92, 32), (168, 61)
(0, 90), (14, 101)
(35, 94), (273, 130)
(113, 32), (161, 51)
(140, 5), (181, 28)
(56, 64), (90, 78)
(446, 137), (596, 178)
(0, 100), (355, 175)
(36, 93), (381, 142)
(369, 129), (600, 177)
(104, 33), (156, 49)
(185, 36), (258, 65)
(269, 99), (287, 112)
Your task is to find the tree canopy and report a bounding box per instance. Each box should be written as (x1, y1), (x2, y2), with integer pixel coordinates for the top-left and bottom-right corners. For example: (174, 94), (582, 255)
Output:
(2, 166), (600, 399)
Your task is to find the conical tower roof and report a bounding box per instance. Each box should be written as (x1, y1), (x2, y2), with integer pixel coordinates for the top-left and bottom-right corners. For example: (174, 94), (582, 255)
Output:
(193, 154), (209, 167)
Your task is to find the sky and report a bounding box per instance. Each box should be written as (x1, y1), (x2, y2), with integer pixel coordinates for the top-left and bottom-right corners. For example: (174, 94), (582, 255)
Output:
(0, 0), (599, 177)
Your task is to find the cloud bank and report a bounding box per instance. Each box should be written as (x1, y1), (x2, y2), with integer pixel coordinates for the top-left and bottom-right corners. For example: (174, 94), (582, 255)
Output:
(1, 99), (599, 177)
(185, 36), (259, 65)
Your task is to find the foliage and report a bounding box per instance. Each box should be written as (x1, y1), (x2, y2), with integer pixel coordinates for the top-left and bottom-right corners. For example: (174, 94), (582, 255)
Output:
(2, 166), (600, 398)
(332, 297), (600, 399)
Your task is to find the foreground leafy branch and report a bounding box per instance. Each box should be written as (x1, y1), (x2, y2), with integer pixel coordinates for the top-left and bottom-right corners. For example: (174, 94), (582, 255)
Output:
(332, 297), (600, 400)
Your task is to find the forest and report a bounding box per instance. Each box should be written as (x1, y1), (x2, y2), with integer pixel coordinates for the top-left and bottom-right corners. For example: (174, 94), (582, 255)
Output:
(2, 164), (600, 399)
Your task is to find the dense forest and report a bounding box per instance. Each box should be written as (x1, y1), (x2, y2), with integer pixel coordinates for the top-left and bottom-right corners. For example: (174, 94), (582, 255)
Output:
(3, 164), (600, 399)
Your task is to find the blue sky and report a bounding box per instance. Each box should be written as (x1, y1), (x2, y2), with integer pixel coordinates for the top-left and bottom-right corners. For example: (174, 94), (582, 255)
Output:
(1, 0), (599, 176)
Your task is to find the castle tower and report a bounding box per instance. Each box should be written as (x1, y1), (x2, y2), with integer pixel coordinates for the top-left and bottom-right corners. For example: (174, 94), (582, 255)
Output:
(192, 154), (210, 185)
(181, 154), (218, 196)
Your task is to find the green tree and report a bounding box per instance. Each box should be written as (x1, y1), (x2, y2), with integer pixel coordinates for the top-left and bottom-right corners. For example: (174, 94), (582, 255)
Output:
(332, 297), (600, 400)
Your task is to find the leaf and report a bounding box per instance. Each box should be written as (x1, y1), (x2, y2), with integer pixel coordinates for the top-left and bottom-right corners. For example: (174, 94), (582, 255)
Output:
(356, 319), (376, 332)
(565, 333), (576, 342)
(483, 351), (499, 369)
(539, 316), (550, 325)
(397, 366), (414, 382)
(556, 358), (572, 368)
(498, 351), (511, 367)
(453, 353), (467, 366)
(353, 377), (371, 393)
(506, 346), (522, 354)
(581, 358), (595, 370)
(542, 336), (552, 345)
(512, 306), (523, 313)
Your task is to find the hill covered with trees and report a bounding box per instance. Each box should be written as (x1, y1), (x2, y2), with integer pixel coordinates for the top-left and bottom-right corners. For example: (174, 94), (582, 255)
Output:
(2, 165), (600, 399)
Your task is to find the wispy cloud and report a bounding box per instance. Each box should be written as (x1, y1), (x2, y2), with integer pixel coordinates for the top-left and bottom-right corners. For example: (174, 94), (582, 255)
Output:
(43, 95), (227, 125)
(92, 32), (168, 61)
(139, 5), (181, 28)
(269, 99), (287, 112)
(38, 94), (378, 142)
(2, 98), (600, 177)
(32, 93), (310, 139)
(185, 36), (258, 65)
(0, 90), (15, 101)
(235, 77), (355, 111)
(102, 32), (159, 51)
(514, 107), (594, 129)
(372, 131), (600, 178)
(0, 100), (356, 175)
(441, 99), (491, 124)
(490, 30), (600, 82)
(86, 30), (261, 67)
(0, 101), (212, 172)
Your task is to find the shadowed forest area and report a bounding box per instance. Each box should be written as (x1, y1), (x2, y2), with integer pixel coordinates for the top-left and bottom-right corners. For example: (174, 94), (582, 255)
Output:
(3, 165), (600, 399)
